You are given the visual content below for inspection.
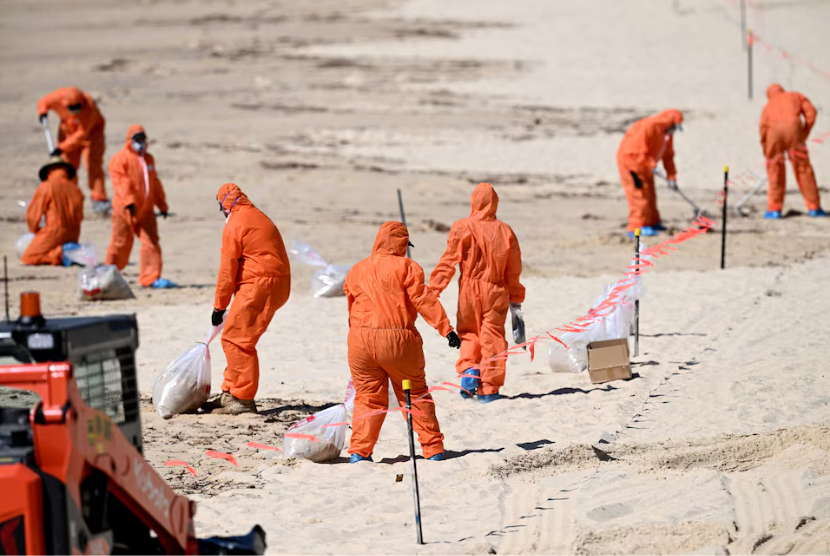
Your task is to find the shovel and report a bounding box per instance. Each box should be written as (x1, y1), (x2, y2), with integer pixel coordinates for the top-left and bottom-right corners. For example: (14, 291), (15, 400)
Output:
(40, 115), (56, 154)
(653, 168), (711, 220)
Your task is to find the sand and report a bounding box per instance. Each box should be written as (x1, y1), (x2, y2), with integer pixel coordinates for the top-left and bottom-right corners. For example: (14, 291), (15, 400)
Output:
(2, 0), (830, 553)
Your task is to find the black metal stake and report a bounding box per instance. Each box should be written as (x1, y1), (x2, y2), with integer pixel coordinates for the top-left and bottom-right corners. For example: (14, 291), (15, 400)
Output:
(634, 229), (640, 357)
(3, 256), (9, 322)
(402, 379), (423, 544)
(747, 30), (754, 99)
(397, 189), (411, 259)
(722, 166), (729, 270)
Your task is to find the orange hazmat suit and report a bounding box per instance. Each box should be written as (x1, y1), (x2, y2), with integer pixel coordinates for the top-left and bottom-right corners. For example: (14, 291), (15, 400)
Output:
(429, 183), (525, 396)
(37, 87), (108, 202)
(214, 183), (291, 401)
(344, 222), (451, 459)
(105, 125), (169, 287)
(22, 166), (84, 266)
(617, 109), (684, 231)
(760, 84), (820, 212)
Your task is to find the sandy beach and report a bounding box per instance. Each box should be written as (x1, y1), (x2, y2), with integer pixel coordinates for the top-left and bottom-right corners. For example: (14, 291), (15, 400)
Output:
(2, 0), (830, 553)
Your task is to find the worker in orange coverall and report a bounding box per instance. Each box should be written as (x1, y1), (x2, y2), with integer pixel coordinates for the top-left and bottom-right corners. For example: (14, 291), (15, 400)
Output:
(105, 125), (175, 289)
(21, 156), (85, 266)
(37, 87), (110, 214)
(617, 109), (684, 236)
(205, 183), (291, 415)
(429, 183), (524, 404)
(760, 84), (824, 219)
(344, 221), (460, 463)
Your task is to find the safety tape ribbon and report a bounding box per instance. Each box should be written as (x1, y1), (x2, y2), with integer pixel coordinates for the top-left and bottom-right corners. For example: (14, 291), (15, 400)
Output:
(164, 460), (197, 476)
(205, 450), (239, 467)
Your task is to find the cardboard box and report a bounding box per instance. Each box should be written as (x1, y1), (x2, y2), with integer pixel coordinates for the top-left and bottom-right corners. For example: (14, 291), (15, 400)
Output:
(587, 338), (632, 384)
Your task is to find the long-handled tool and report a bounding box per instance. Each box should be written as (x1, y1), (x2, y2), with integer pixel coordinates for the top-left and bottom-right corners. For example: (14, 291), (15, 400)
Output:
(402, 379), (424, 544)
(733, 171), (768, 216)
(40, 115), (56, 154)
(653, 168), (711, 219)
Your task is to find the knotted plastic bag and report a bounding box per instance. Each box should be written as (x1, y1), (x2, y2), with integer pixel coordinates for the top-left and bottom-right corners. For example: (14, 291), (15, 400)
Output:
(153, 324), (223, 419)
(78, 265), (135, 301)
(283, 379), (355, 463)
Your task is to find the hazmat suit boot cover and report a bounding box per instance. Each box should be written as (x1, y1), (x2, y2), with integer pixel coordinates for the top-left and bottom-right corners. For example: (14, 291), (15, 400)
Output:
(617, 109), (683, 231)
(105, 124), (169, 287)
(215, 183), (291, 401)
(344, 221), (451, 460)
(760, 84), (821, 212)
(429, 183), (525, 397)
(21, 167), (85, 266)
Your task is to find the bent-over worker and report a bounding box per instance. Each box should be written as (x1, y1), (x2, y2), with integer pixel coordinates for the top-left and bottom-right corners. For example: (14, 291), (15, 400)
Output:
(429, 182), (524, 404)
(206, 183), (291, 415)
(345, 221), (460, 463)
(37, 86), (110, 213)
(617, 109), (684, 236)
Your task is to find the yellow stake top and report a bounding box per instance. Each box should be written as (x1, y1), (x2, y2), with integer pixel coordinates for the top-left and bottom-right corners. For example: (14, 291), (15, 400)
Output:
(634, 228), (641, 237)
(724, 165), (729, 173)
(402, 379), (412, 391)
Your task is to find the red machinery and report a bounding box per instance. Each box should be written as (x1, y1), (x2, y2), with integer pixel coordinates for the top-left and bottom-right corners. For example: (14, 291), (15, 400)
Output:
(0, 291), (264, 555)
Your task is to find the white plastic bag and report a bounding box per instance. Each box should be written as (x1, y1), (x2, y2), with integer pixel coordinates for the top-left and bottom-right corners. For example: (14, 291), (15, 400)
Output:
(289, 239), (351, 299)
(311, 265), (349, 298)
(78, 265), (135, 301)
(548, 332), (588, 373)
(288, 239), (329, 268)
(64, 241), (98, 268)
(283, 379), (355, 463)
(15, 233), (34, 260)
(547, 251), (648, 373)
(153, 325), (223, 419)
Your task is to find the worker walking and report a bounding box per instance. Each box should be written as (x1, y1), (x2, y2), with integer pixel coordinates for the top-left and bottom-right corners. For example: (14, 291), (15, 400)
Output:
(206, 183), (291, 415)
(105, 125), (175, 288)
(345, 221), (460, 463)
(37, 87), (110, 214)
(617, 109), (684, 236)
(21, 156), (85, 266)
(760, 84), (824, 218)
(429, 183), (524, 404)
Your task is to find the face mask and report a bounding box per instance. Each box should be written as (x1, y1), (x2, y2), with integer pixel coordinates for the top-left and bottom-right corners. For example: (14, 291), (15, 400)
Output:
(132, 140), (146, 153)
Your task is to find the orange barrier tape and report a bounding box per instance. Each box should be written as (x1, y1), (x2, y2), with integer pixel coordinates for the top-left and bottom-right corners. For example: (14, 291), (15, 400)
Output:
(205, 450), (239, 467)
(284, 433), (319, 443)
(247, 441), (282, 451)
(164, 460), (197, 476)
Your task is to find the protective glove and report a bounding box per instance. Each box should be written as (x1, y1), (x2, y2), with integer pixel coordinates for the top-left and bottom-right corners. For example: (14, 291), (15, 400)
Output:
(211, 308), (226, 327)
(667, 180), (678, 191)
(446, 330), (461, 349)
(509, 303), (526, 346)
(160, 212), (168, 219)
(39, 114), (47, 124)
(630, 171), (643, 189)
(125, 204), (136, 217)
(50, 148), (62, 157)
